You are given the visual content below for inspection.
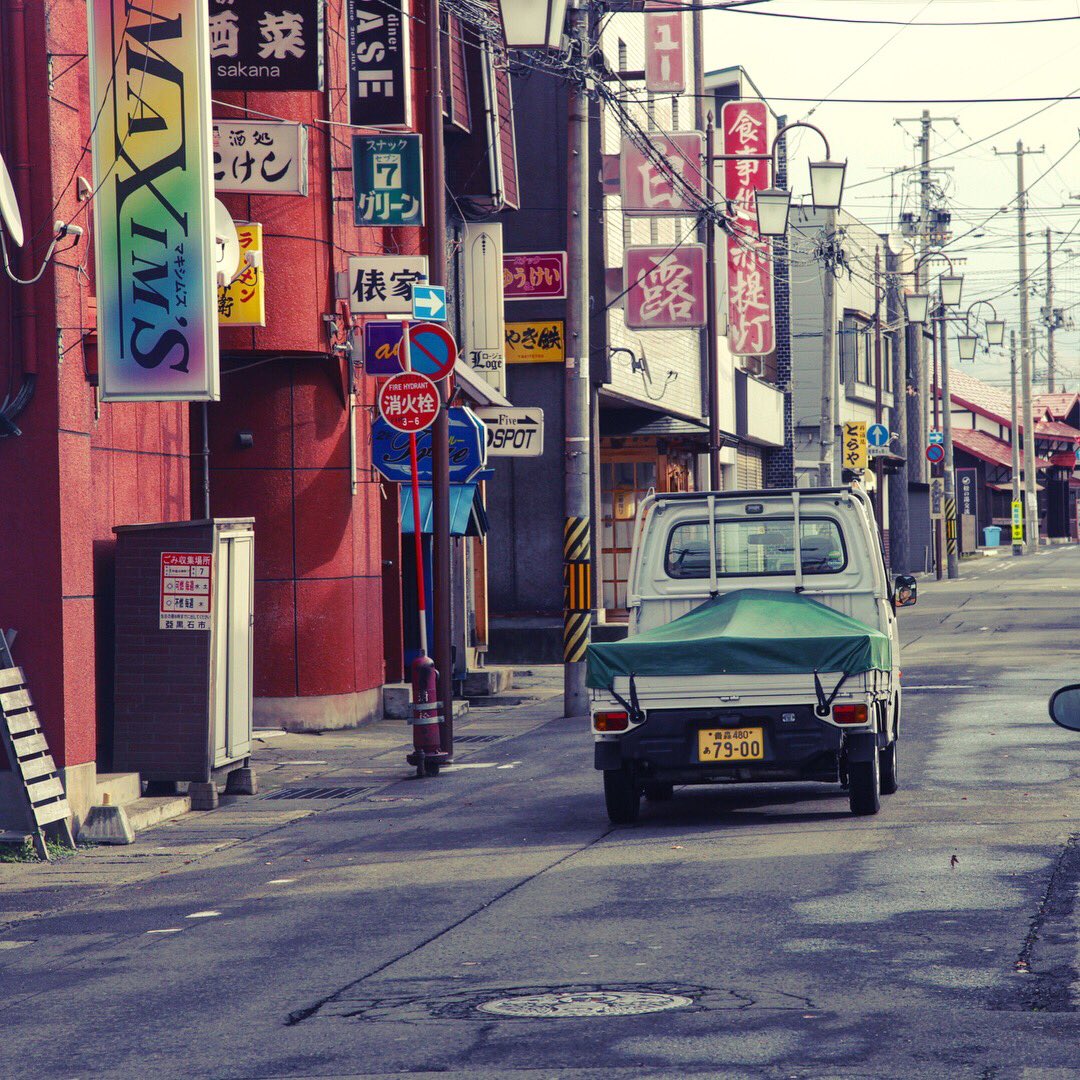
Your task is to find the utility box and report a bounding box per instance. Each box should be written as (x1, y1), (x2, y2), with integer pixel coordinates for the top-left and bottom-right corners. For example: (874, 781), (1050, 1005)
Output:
(112, 519), (255, 785)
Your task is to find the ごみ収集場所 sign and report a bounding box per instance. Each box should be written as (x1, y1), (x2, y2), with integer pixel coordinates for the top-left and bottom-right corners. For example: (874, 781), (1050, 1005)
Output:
(88, 0), (219, 402)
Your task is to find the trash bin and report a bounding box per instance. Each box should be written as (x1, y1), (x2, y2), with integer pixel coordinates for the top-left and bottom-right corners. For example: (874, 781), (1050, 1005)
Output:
(983, 525), (1002, 547)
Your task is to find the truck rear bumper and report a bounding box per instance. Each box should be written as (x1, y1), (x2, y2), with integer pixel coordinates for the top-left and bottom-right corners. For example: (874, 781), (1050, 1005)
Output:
(594, 704), (848, 784)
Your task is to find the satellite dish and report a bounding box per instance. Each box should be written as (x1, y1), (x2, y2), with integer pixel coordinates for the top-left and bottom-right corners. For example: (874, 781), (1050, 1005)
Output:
(214, 199), (240, 284)
(0, 150), (24, 247)
(886, 232), (906, 256)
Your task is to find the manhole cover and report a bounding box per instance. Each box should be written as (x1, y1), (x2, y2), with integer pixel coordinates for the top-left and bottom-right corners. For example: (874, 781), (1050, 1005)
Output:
(476, 990), (693, 1018)
(261, 786), (369, 801)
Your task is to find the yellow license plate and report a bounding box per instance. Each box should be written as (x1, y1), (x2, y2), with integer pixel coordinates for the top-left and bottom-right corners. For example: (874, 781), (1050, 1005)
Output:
(698, 727), (764, 763)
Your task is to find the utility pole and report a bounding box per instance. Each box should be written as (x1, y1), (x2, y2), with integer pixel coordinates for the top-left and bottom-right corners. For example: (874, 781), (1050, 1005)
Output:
(426, 0), (454, 760)
(1045, 226), (1056, 393)
(994, 140), (1043, 552)
(562, 0), (592, 717)
(1010, 330), (1024, 556)
(705, 114), (722, 487)
(932, 311), (942, 580)
(872, 246), (884, 538)
(818, 210), (837, 485)
(940, 308), (959, 579)
(886, 248), (910, 574)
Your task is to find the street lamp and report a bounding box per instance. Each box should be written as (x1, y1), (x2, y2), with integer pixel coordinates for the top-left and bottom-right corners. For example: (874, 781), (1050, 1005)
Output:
(755, 188), (793, 238)
(497, 0), (569, 48)
(808, 159), (847, 211)
(986, 318), (1006, 346)
(939, 273), (963, 308)
(957, 328), (979, 361)
(905, 291), (930, 324)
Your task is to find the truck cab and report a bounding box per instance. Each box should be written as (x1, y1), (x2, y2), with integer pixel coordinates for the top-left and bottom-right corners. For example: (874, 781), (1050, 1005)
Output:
(587, 485), (916, 823)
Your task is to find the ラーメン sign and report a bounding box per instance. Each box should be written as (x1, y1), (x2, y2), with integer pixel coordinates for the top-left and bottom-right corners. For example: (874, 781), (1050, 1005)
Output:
(88, 0), (219, 401)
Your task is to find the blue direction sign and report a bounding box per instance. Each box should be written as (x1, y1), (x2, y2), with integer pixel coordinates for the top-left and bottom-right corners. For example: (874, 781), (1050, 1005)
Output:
(928, 429), (944, 445)
(372, 407), (486, 484)
(412, 284), (447, 321)
(925, 443), (945, 464)
(867, 423), (890, 448)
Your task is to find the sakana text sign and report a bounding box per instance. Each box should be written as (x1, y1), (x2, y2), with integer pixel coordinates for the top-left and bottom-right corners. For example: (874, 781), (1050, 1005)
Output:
(89, 0), (219, 402)
(209, 0), (324, 90)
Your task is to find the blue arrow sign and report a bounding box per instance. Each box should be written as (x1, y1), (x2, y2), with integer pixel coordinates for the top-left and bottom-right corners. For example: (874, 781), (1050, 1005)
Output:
(928, 429), (944, 445)
(412, 284), (447, 321)
(372, 407), (486, 484)
(867, 423), (890, 448)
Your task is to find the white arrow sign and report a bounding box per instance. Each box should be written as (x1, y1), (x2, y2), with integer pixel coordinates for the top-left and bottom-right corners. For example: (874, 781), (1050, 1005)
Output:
(412, 284), (447, 321)
(475, 407), (545, 457)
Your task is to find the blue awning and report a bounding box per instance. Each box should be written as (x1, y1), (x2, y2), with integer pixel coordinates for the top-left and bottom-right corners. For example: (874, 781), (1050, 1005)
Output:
(400, 483), (488, 536)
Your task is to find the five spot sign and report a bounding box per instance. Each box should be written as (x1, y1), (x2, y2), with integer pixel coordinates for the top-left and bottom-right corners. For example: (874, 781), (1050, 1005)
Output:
(378, 372), (440, 433)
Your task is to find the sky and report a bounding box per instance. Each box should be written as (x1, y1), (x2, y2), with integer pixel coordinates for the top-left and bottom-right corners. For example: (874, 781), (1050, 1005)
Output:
(701, 0), (1080, 393)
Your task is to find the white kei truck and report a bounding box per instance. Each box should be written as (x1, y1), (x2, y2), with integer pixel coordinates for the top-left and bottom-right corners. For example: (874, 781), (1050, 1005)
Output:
(586, 485), (917, 824)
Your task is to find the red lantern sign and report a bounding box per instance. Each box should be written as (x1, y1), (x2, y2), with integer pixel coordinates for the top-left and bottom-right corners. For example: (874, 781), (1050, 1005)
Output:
(644, 11), (685, 94)
(620, 132), (704, 217)
(378, 371), (440, 433)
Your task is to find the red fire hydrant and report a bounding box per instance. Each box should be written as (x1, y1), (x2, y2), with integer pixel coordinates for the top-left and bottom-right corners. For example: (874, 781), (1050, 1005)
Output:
(407, 654), (446, 777)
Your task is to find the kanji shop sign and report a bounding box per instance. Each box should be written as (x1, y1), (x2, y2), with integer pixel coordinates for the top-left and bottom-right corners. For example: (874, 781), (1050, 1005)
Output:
(347, 0), (412, 129)
(843, 421), (868, 471)
(214, 120), (308, 195)
(218, 223), (265, 327)
(644, 10), (685, 94)
(624, 245), (707, 330)
(347, 256), (428, 316)
(722, 100), (775, 357)
(503, 252), (567, 301)
(378, 372), (440, 433)
(160, 552), (212, 631)
(620, 132), (704, 216)
(352, 134), (423, 227)
(209, 0), (323, 91)
(88, 0), (219, 402)
(505, 321), (565, 363)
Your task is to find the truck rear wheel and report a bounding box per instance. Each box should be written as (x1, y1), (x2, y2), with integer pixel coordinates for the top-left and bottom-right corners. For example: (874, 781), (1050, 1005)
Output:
(848, 753), (881, 816)
(644, 782), (673, 802)
(879, 739), (898, 795)
(604, 767), (641, 824)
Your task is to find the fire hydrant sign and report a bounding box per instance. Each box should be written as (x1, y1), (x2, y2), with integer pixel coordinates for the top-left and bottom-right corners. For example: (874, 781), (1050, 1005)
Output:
(160, 553), (212, 631)
(378, 372), (440, 432)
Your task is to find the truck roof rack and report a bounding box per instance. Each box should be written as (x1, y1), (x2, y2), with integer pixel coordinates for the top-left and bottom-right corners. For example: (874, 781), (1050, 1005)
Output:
(649, 486), (853, 501)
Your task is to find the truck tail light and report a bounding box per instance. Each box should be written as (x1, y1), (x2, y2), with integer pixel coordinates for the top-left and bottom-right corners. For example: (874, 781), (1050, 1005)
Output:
(833, 703), (868, 725)
(594, 711), (629, 731)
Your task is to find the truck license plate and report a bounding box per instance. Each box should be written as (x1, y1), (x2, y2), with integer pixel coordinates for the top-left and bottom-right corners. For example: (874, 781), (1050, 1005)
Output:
(698, 727), (764, 762)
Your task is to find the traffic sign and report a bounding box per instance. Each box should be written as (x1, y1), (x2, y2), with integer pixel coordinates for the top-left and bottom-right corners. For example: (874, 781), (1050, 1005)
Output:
(378, 372), (440, 433)
(372, 407), (487, 484)
(928, 429), (943, 445)
(867, 423), (890, 448)
(398, 322), (457, 381)
(1011, 499), (1023, 542)
(412, 284), (447, 321)
(925, 443), (945, 464)
(474, 407), (545, 457)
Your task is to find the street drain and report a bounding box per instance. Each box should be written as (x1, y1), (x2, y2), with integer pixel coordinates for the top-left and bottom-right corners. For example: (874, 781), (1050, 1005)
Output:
(454, 735), (502, 744)
(260, 786), (370, 801)
(476, 990), (693, 1018)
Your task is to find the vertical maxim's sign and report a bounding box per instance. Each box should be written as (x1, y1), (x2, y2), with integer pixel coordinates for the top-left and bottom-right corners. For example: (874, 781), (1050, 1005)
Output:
(88, 0), (219, 401)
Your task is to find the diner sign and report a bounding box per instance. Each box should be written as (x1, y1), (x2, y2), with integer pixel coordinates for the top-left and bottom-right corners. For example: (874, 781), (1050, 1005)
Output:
(347, 0), (412, 129)
(89, 0), (219, 401)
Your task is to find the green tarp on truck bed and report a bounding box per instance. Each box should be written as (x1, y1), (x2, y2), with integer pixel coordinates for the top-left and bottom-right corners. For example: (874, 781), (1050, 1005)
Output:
(586, 588), (891, 689)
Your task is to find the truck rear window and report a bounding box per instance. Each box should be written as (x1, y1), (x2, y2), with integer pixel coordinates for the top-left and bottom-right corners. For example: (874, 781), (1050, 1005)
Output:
(664, 518), (848, 579)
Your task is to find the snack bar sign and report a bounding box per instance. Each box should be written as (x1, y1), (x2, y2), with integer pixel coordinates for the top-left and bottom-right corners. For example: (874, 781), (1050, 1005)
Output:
(88, 0), (219, 402)
(348, 0), (412, 129)
(209, 0), (324, 91)
(352, 134), (423, 226)
(160, 552), (212, 631)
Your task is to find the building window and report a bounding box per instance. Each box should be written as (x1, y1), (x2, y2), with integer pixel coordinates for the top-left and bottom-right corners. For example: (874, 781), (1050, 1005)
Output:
(671, 96), (680, 131)
(646, 93), (656, 130)
(622, 212), (632, 249)
(617, 39), (627, 73)
(650, 217), (659, 244)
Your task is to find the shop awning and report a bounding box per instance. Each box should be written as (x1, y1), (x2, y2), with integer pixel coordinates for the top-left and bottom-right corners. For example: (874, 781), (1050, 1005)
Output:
(988, 482), (1044, 492)
(400, 483), (489, 536)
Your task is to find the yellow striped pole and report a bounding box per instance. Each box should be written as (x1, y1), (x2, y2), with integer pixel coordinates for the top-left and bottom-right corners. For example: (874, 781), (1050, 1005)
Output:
(563, 516), (592, 663)
(945, 496), (957, 556)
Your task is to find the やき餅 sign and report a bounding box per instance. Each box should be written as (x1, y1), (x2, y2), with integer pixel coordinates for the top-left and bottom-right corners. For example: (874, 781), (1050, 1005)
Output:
(88, 0), (219, 401)
(208, 0), (324, 91)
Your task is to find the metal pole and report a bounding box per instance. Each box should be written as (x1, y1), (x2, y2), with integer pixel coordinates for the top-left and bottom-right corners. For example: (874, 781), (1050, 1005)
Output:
(887, 248), (910, 574)
(1010, 330), (1024, 556)
(872, 246), (884, 540)
(933, 309), (942, 580)
(818, 209), (837, 485)
(563, 1), (592, 717)
(200, 402), (211, 519)
(917, 111), (931, 483)
(1046, 226), (1056, 393)
(941, 307), (959, 578)
(705, 113), (721, 488)
(1023, 323), (1038, 550)
(426, 0), (453, 758)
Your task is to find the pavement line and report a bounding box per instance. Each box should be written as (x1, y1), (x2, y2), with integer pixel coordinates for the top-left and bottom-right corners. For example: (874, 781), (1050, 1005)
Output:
(185, 911), (221, 919)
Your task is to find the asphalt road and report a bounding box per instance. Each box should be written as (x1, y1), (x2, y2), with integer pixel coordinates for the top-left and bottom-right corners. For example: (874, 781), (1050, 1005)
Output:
(3, 547), (1080, 1079)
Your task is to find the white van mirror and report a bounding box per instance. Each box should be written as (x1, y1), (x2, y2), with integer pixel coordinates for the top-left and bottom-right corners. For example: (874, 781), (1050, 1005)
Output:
(1049, 685), (1080, 732)
(894, 575), (917, 608)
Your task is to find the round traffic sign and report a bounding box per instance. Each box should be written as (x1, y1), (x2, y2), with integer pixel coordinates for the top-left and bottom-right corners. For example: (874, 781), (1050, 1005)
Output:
(398, 322), (457, 381)
(867, 422), (890, 448)
(378, 371), (440, 433)
(925, 443), (945, 464)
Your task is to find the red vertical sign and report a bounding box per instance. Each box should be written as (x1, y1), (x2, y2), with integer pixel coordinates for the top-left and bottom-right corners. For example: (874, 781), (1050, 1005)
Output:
(722, 101), (775, 357)
(644, 12), (685, 94)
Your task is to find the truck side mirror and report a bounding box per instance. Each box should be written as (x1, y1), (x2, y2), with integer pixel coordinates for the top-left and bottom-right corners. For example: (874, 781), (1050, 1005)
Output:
(893, 574), (917, 608)
(1049, 685), (1080, 732)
